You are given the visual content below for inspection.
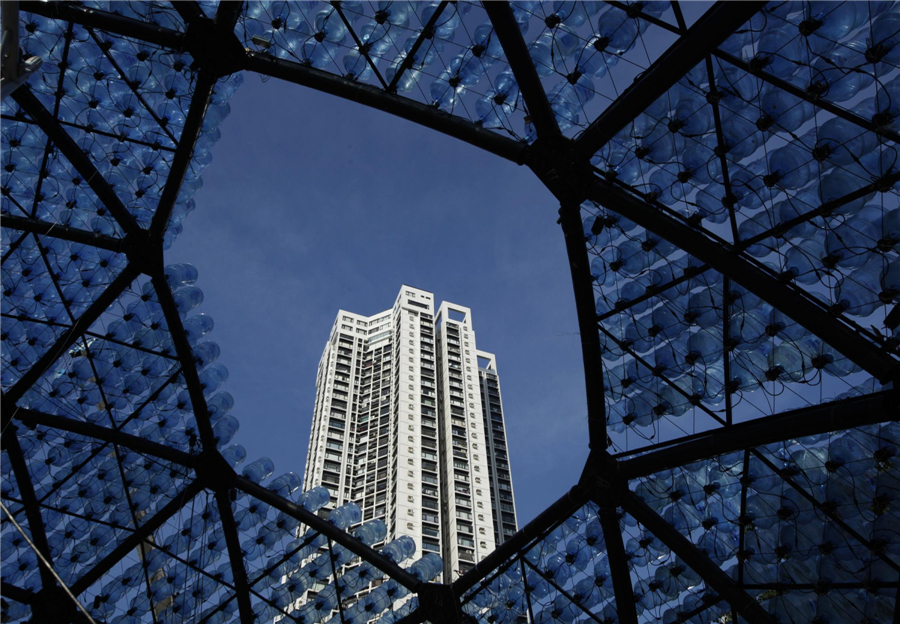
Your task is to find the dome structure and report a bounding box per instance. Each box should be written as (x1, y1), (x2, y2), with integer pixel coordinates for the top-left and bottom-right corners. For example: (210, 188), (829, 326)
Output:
(1, 1), (898, 623)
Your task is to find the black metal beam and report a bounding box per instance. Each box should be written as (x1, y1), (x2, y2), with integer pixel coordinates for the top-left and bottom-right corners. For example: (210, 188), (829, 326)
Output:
(714, 51), (900, 145)
(623, 491), (776, 624)
(575, 2), (766, 160)
(234, 475), (424, 592)
(149, 69), (217, 236)
(173, 1), (205, 23)
(19, 1), (185, 48)
(12, 407), (197, 468)
(482, 1), (559, 139)
(618, 390), (897, 479)
(2, 430), (57, 589)
(11, 88), (139, 235)
(743, 582), (898, 590)
(1, 583), (35, 605)
(606, 1), (685, 34)
(597, 504), (638, 624)
(586, 178), (900, 384)
(150, 274), (217, 449)
(3, 265), (139, 405)
(215, 489), (254, 624)
(386, 1), (449, 93)
(1, 215), (124, 253)
(241, 52), (527, 164)
(453, 485), (588, 595)
(560, 204), (608, 450)
(69, 480), (205, 595)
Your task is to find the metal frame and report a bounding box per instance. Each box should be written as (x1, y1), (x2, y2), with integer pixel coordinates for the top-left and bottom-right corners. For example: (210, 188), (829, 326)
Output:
(3, 1), (898, 623)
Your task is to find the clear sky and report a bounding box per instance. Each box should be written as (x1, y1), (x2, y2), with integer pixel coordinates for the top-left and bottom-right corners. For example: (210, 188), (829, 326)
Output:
(166, 75), (591, 524)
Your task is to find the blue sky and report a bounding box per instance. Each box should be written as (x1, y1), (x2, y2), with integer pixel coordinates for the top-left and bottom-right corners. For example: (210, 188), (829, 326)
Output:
(167, 75), (591, 524)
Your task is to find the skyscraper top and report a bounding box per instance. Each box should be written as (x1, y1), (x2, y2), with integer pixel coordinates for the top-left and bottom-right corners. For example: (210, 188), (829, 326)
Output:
(304, 286), (517, 581)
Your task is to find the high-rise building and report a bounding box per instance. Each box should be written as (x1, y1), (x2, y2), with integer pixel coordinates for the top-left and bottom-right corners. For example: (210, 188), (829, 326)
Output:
(302, 286), (518, 581)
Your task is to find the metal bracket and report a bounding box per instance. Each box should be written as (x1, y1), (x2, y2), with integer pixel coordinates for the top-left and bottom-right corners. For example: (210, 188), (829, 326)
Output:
(123, 229), (165, 277)
(418, 583), (472, 624)
(182, 16), (246, 78)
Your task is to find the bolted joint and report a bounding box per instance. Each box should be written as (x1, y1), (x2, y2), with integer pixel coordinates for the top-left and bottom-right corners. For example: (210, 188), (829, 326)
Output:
(194, 449), (238, 493)
(578, 451), (626, 507)
(525, 135), (594, 205)
(123, 229), (165, 277)
(417, 583), (473, 624)
(183, 16), (246, 78)
(30, 586), (80, 624)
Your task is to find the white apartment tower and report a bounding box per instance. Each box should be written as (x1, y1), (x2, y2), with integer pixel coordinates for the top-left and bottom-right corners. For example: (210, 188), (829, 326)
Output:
(303, 286), (518, 581)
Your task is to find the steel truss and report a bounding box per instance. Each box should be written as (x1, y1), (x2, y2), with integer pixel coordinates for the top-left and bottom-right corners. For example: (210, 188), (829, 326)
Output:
(2, 2), (898, 623)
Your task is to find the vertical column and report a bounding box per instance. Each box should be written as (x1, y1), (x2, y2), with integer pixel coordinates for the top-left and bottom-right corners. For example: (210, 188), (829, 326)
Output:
(477, 352), (518, 546)
(391, 287), (438, 566)
(435, 303), (495, 580)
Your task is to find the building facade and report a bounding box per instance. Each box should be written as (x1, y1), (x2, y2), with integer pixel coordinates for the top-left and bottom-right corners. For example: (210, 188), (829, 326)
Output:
(303, 286), (517, 581)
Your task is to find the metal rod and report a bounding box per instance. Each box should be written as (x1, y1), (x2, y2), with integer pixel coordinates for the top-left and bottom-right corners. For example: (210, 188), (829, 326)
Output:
(704, 56), (739, 244)
(88, 27), (178, 147)
(0, 113), (177, 151)
(333, 4), (389, 91)
(618, 389), (897, 479)
(2, 431), (57, 589)
(750, 449), (900, 573)
(241, 51), (527, 164)
(11, 407), (197, 468)
(740, 171), (900, 249)
(0, 501), (99, 624)
(586, 177), (900, 384)
(737, 450), (750, 590)
(596, 323), (728, 427)
(482, 1), (560, 139)
(519, 558), (536, 624)
(722, 276), (734, 426)
(28, 22), (74, 219)
(0, 583), (34, 605)
(742, 582), (898, 590)
(19, 1), (185, 48)
(327, 537), (349, 624)
(596, 264), (712, 322)
(173, 1), (205, 23)
(70, 479), (205, 595)
(670, 2), (688, 31)
(11, 87), (139, 234)
(521, 556), (606, 624)
(3, 264), (139, 404)
(149, 69), (217, 236)
(386, 1), (448, 93)
(1, 214), (125, 252)
(622, 491), (776, 624)
(598, 504), (638, 624)
(150, 273), (218, 449)
(575, 1), (766, 160)
(714, 50), (900, 145)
